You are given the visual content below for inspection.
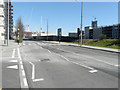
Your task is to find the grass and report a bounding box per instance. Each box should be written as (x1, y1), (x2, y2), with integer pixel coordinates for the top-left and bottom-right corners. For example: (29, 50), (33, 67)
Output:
(63, 39), (120, 49)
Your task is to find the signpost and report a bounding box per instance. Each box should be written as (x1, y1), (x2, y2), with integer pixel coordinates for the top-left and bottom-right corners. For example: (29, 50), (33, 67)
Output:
(58, 28), (62, 43)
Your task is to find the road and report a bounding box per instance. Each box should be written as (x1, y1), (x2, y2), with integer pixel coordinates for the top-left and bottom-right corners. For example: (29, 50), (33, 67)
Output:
(1, 40), (119, 89)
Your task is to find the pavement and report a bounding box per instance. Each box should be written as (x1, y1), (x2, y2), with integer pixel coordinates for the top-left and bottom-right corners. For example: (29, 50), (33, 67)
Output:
(43, 41), (119, 53)
(1, 40), (119, 89)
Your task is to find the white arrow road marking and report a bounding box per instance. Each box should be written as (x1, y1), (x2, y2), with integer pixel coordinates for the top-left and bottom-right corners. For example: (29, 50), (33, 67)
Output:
(12, 48), (15, 58)
(89, 70), (98, 73)
(7, 65), (18, 70)
(25, 59), (44, 82)
(9, 60), (18, 63)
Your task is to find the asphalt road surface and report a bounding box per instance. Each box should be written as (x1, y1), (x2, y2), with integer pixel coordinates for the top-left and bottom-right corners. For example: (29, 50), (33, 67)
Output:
(1, 40), (119, 88)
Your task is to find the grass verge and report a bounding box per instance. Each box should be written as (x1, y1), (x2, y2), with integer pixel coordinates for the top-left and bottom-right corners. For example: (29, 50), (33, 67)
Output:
(63, 39), (120, 49)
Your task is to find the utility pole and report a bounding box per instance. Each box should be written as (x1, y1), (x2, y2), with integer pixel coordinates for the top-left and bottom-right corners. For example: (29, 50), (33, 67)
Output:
(7, 0), (9, 46)
(47, 19), (48, 41)
(80, 2), (83, 47)
(40, 16), (42, 36)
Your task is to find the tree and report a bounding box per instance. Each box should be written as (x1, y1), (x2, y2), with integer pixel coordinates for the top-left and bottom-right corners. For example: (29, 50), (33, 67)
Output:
(99, 34), (107, 40)
(15, 17), (24, 43)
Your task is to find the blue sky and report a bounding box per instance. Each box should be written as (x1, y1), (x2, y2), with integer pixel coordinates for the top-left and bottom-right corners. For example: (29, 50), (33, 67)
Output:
(13, 2), (118, 35)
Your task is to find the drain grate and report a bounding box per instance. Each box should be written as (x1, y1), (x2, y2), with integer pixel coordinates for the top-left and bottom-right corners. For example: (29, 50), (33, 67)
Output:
(40, 59), (50, 62)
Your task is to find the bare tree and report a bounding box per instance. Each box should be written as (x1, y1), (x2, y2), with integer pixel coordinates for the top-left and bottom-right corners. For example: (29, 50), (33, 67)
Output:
(16, 17), (24, 43)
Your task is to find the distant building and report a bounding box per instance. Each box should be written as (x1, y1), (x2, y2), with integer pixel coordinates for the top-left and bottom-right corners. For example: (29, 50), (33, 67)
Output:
(68, 28), (84, 38)
(85, 20), (120, 39)
(69, 33), (78, 37)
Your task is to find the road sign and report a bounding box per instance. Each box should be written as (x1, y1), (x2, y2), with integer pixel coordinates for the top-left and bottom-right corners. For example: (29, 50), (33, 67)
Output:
(58, 28), (62, 43)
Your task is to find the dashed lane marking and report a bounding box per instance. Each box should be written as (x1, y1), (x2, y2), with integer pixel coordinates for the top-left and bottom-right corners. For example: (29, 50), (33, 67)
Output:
(17, 48), (29, 88)
(12, 48), (15, 58)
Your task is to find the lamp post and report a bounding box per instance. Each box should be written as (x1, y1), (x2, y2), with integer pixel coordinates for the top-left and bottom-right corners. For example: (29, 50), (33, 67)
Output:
(75, 0), (83, 47)
(47, 19), (48, 41)
(80, 2), (83, 47)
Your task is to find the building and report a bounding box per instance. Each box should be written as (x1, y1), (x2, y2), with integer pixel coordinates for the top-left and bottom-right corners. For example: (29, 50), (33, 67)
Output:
(69, 33), (78, 38)
(0, 0), (5, 42)
(85, 20), (120, 39)
(0, 0), (13, 44)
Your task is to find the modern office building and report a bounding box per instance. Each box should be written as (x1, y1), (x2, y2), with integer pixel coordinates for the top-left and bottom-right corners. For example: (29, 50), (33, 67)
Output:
(85, 20), (120, 39)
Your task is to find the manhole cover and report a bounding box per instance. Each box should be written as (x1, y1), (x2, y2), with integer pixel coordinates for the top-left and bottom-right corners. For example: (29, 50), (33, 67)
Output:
(40, 59), (50, 62)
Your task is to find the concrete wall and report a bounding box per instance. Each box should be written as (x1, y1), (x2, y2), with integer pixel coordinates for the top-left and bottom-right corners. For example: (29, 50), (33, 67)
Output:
(28, 36), (78, 42)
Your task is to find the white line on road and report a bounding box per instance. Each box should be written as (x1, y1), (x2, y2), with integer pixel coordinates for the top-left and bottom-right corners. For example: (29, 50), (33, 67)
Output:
(12, 48), (15, 58)
(21, 64), (24, 70)
(20, 61), (23, 65)
(17, 48), (29, 88)
(22, 70), (25, 76)
(25, 59), (44, 82)
(57, 47), (118, 67)
(23, 78), (28, 87)
(49, 50), (98, 73)
(9, 60), (18, 63)
(48, 50), (52, 53)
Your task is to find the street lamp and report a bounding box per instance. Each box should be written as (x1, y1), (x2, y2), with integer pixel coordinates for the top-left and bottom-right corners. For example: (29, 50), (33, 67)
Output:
(80, 2), (83, 47)
(75, 0), (83, 47)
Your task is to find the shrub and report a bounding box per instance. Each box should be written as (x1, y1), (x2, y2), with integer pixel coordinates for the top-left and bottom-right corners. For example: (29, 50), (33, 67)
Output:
(99, 34), (107, 40)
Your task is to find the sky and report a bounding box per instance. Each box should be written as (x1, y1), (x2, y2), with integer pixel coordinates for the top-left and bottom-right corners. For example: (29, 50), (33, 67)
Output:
(12, 2), (118, 35)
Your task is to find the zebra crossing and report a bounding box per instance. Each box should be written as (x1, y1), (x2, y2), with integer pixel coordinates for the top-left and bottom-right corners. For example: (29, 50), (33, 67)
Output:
(22, 42), (59, 46)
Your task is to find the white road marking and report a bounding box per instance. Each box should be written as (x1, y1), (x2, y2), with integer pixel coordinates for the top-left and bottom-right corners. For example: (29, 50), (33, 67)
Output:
(23, 43), (25, 46)
(50, 50), (98, 73)
(23, 78), (28, 87)
(17, 48), (29, 88)
(20, 61), (23, 65)
(28, 43), (31, 45)
(25, 59), (44, 82)
(48, 50), (52, 53)
(9, 60), (18, 63)
(33, 78), (44, 82)
(22, 70), (25, 76)
(89, 70), (98, 73)
(12, 48), (15, 58)
(40, 46), (43, 49)
(57, 47), (118, 67)
(114, 65), (119, 67)
(21, 64), (24, 70)
(7, 65), (18, 70)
